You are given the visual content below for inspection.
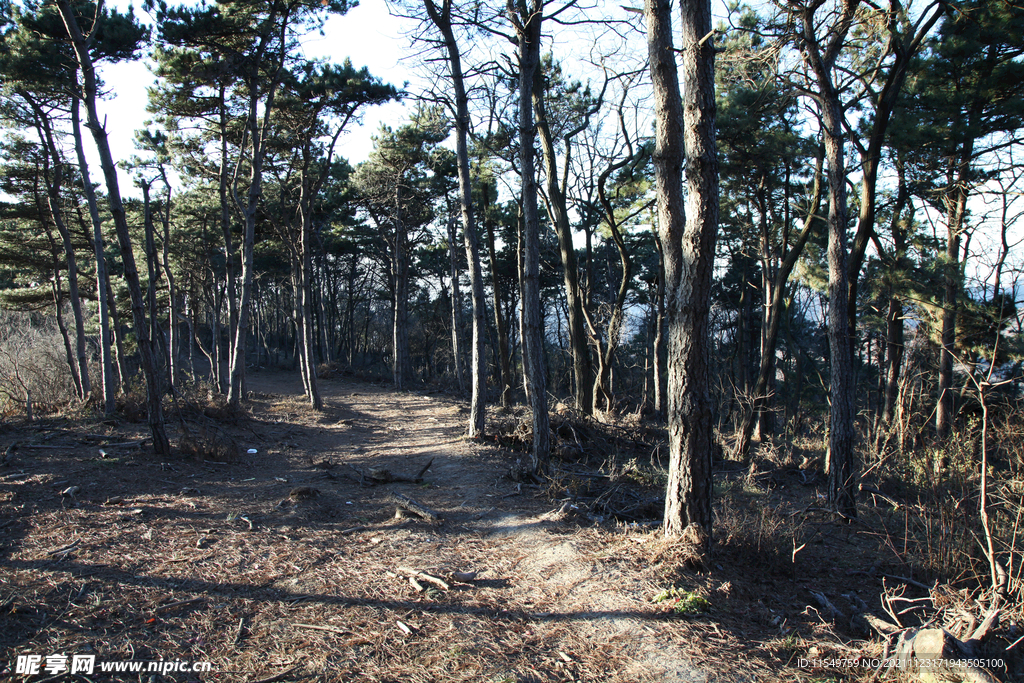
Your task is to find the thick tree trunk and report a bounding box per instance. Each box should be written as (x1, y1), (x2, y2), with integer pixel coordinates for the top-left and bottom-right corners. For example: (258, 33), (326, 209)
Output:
(58, 0), (169, 455)
(646, 0), (717, 547)
(513, 0), (550, 473)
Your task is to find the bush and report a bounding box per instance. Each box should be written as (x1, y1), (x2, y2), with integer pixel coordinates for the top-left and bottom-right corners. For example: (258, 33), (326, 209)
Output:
(0, 309), (78, 417)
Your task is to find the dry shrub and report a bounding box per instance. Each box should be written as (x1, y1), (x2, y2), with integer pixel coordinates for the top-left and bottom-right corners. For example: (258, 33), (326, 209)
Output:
(316, 362), (339, 379)
(0, 309), (78, 416)
(714, 488), (802, 578)
(179, 426), (241, 462)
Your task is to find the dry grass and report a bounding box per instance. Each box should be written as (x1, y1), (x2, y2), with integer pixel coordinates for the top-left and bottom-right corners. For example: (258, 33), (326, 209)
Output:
(2, 376), (1022, 682)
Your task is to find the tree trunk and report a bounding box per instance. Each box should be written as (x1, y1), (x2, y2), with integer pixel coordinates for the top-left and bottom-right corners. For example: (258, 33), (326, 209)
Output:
(732, 153), (822, 461)
(299, 207), (322, 411)
(158, 174), (179, 389)
(882, 158), (910, 428)
(72, 97), (115, 413)
(227, 19), (288, 408)
(484, 188), (513, 408)
(426, 0), (488, 434)
(532, 72), (593, 416)
(513, 0), (550, 473)
(58, 0), (170, 455)
(800, 0), (859, 518)
(936, 142), (973, 439)
(646, 0), (717, 548)
(447, 215), (465, 391)
(392, 216), (413, 390)
(140, 182), (167, 401)
(652, 224), (667, 419)
(26, 93), (90, 401)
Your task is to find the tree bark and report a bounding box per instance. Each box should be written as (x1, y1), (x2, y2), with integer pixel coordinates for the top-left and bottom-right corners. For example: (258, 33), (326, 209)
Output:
(511, 0), (550, 473)
(58, 0), (170, 455)
(646, 0), (717, 547)
(800, 0), (859, 518)
(72, 97), (115, 413)
(425, 0), (488, 435)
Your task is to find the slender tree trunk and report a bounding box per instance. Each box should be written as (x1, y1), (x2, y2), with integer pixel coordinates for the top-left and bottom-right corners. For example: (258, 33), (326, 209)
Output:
(936, 141), (974, 439)
(447, 215), (465, 391)
(425, 0), (488, 434)
(72, 98), (115, 413)
(105, 271), (128, 391)
(652, 223), (667, 419)
(392, 215), (413, 390)
(158, 175), (178, 390)
(484, 190), (512, 408)
(58, 0), (169, 455)
(140, 182), (166, 399)
(733, 154), (822, 461)
(533, 77), (593, 415)
(883, 159), (910, 428)
(298, 175), (322, 410)
(513, 0), (550, 472)
(26, 93), (91, 400)
(800, 0), (859, 517)
(48, 259), (81, 397)
(227, 17), (288, 408)
(217, 91), (239, 391)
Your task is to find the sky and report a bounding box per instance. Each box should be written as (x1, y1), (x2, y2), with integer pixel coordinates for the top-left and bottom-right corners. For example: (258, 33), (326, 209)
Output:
(97, 0), (416, 193)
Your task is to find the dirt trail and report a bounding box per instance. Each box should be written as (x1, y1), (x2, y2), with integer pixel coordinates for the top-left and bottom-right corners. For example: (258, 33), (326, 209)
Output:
(0, 373), (724, 682)
(248, 373), (713, 682)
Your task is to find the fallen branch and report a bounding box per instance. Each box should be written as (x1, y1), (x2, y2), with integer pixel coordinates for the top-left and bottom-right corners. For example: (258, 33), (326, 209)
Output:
(46, 541), (80, 556)
(388, 493), (438, 522)
(248, 665), (301, 683)
(154, 597), (206, 613)
(397, 567), (450, 590)
(292, 623), (355, 636)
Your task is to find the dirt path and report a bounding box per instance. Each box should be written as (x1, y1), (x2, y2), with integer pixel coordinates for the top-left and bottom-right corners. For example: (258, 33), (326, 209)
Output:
(0, 373), (736, 682)
(248, 373), (713, 682)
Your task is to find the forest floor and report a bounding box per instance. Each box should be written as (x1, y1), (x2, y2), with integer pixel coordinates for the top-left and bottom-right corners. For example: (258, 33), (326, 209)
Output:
(0, 371), (1017, 682)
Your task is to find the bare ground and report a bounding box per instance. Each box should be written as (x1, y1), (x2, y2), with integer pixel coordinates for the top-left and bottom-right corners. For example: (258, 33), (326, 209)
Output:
(0, 372), (1018, 682)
